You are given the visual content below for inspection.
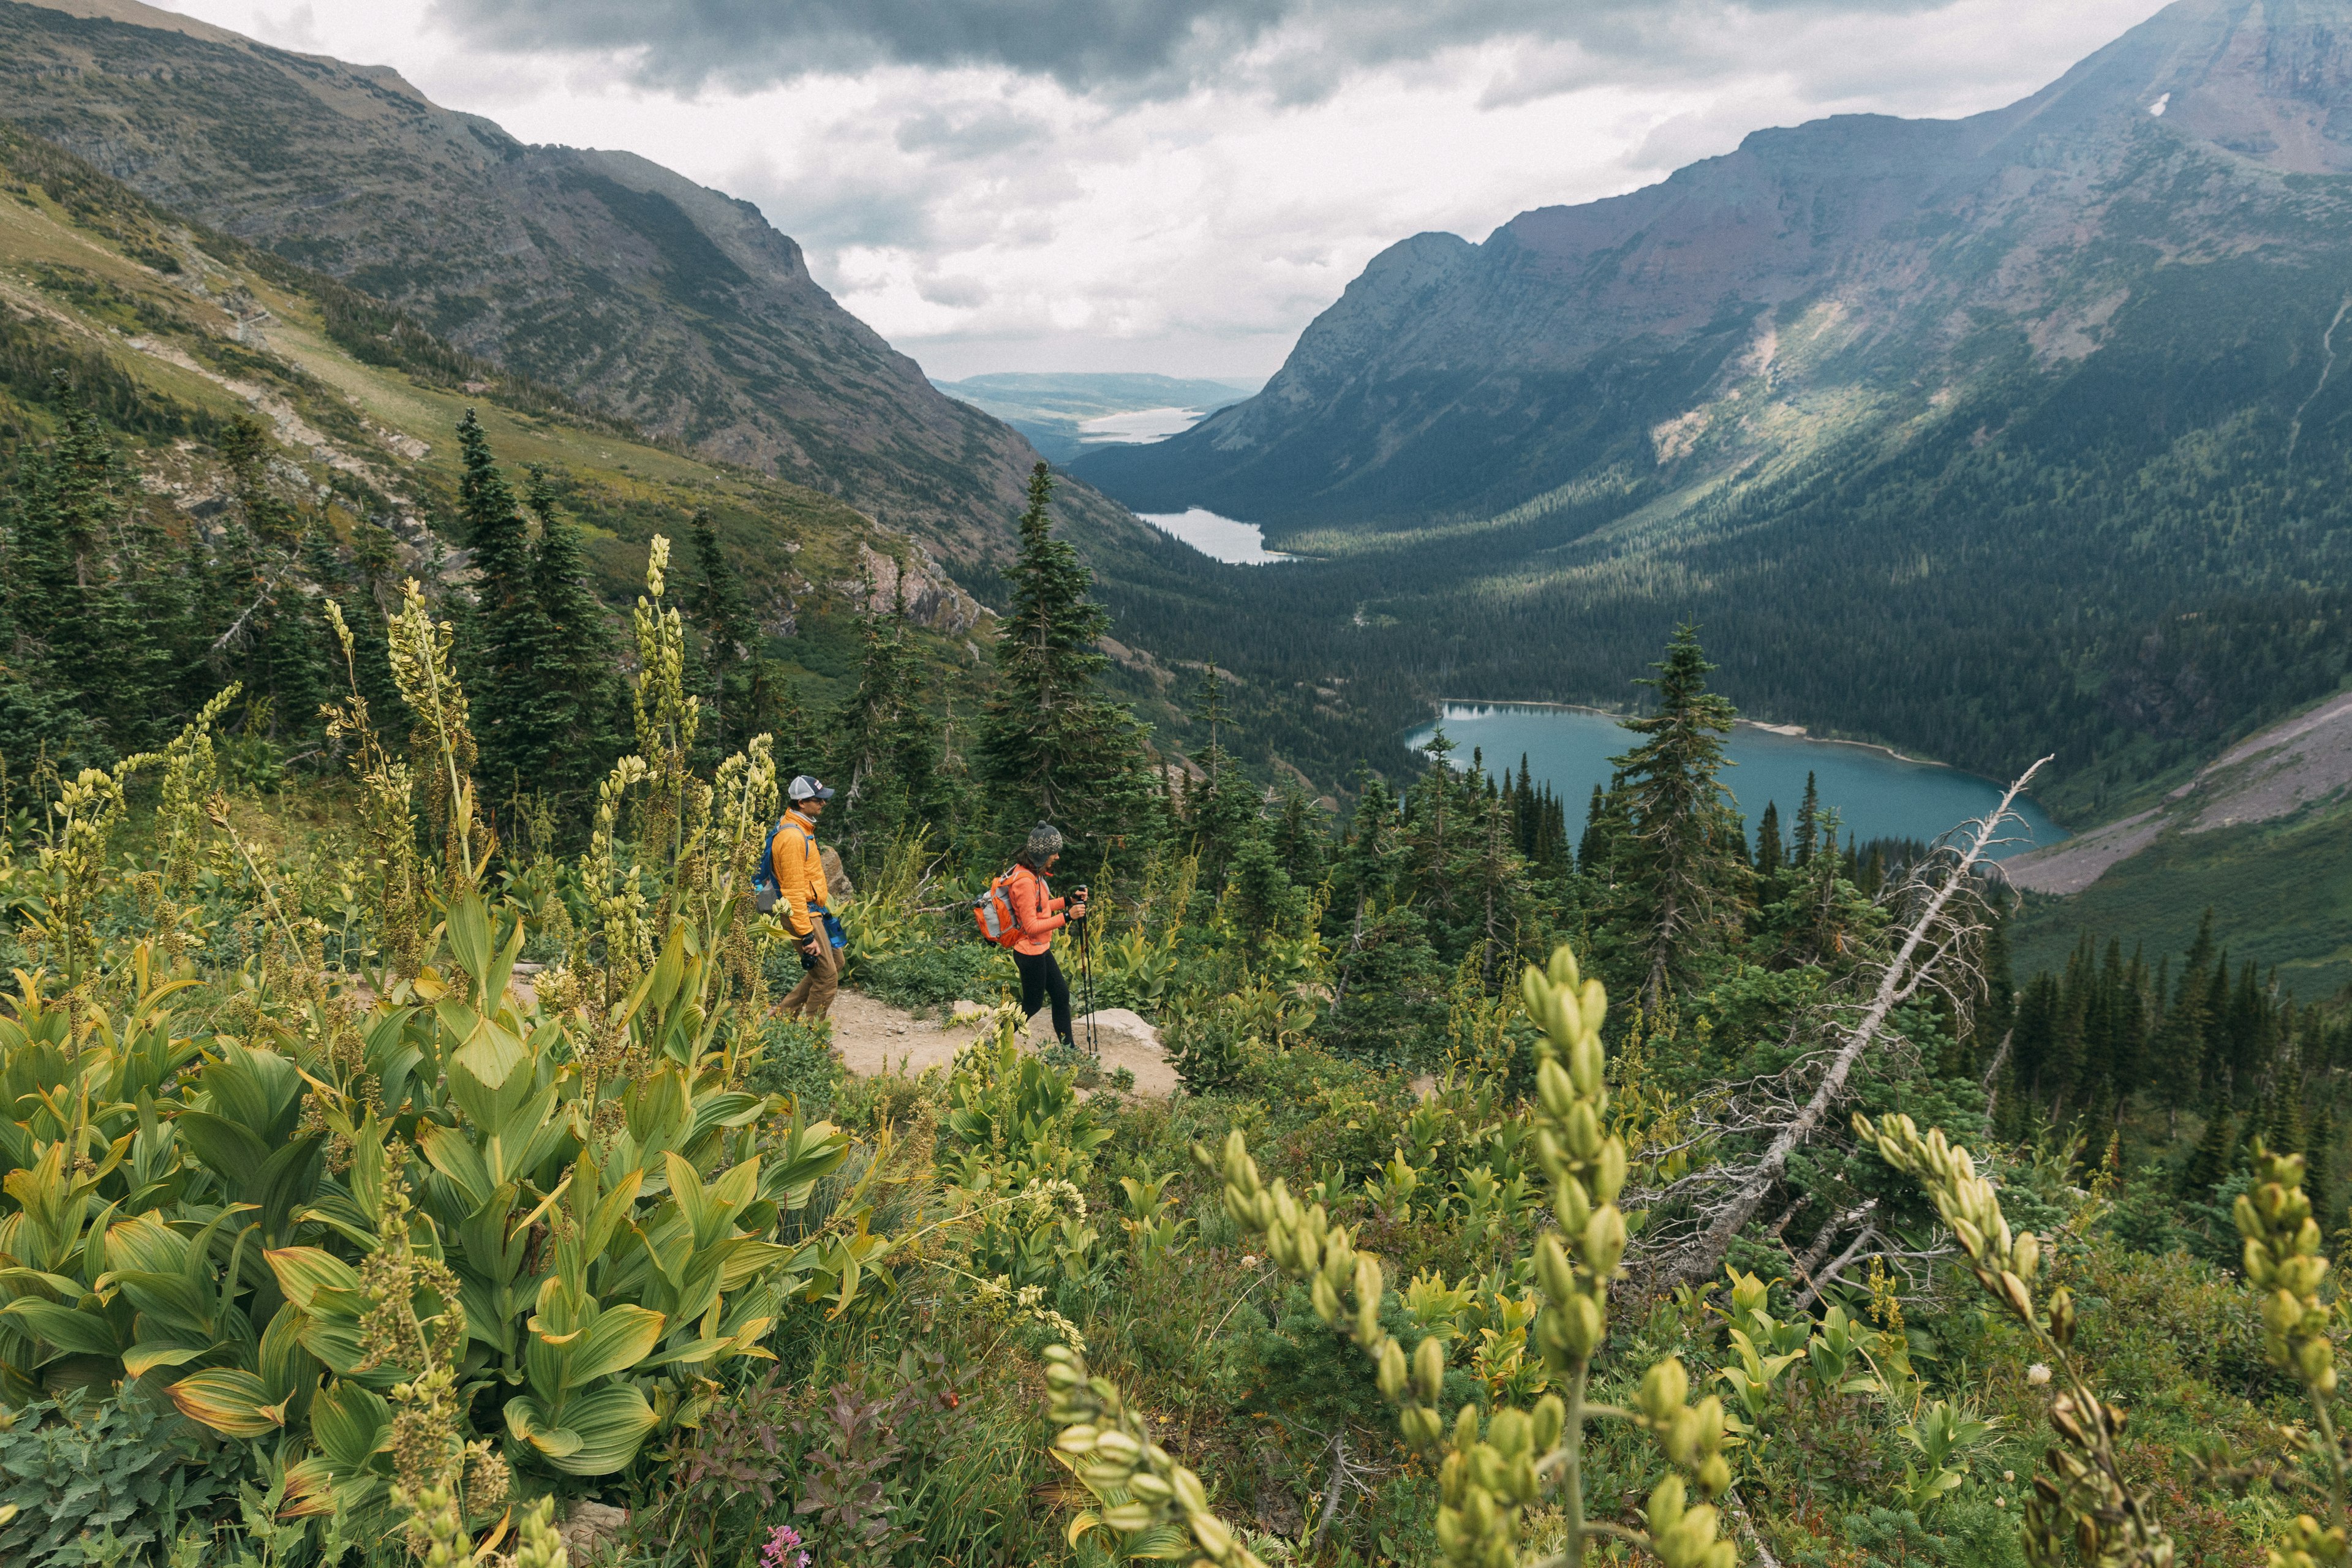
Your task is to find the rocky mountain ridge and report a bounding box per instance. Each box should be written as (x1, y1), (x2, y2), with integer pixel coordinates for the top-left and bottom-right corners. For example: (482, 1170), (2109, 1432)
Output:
(1079, 0), (2352, 528)
(0, 0), (1144, 568)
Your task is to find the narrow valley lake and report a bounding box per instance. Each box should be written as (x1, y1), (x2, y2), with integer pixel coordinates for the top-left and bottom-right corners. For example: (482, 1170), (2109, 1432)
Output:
(1137, 507), (1295, 564)
(1409, 703), (2067, 859)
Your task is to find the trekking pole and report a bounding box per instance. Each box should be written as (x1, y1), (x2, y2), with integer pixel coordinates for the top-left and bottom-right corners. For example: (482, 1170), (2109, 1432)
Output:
(1077, 888), (1098, 1058)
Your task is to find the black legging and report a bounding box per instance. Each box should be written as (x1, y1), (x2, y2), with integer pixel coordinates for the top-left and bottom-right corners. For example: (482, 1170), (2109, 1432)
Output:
(1013, 948), (1072, 1044)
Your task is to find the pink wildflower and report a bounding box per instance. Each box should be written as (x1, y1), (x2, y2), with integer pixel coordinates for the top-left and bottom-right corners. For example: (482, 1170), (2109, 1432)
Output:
(759, 1524), (809, 1568)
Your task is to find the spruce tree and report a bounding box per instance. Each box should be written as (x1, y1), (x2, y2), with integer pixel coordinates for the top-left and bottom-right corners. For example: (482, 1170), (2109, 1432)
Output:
(1609, 623), (1745, 1009)
(454, 410), (556, 796)
(1755, 800), (1783, 878)
(521, 466), (621, 811)
(1579, 783), (1613, 874)
(689, 510), (762, 758)
(213, 417), (330, 747)
(1, 385), (205, 763)
(827, 603), (947, 869)
(1271, 781), (1329, 888)
(976, 463), (1148, 858)
(2155, 910), (2219, 1111)
(1182, 664), (1257, 884)
(2180, 1109), (2237, 1196)
(1793, 772), (1820, 867)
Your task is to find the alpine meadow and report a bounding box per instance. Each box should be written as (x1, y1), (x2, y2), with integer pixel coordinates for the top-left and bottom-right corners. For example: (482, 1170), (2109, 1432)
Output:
(9, 1), (2352, 1567)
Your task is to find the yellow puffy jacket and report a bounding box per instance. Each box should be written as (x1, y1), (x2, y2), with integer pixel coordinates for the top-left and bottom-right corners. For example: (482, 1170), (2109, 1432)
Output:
(770, 810), (831, 937)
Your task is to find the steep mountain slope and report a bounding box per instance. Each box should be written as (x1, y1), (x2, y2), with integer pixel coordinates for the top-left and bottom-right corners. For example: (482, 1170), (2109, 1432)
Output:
(1083, 0), (2352, 527)
(2005, 684), (2352, 997)
(0, 113), (986, 707)
(1072, 0), (2352, 815)
(0, 0), (1139, 567)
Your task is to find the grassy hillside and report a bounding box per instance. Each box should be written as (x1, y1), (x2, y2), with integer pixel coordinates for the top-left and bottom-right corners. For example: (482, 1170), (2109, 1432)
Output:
(0, 0), (1164, 575)
(0, 116), (986, 714)
(2007, 680), (2352, 998)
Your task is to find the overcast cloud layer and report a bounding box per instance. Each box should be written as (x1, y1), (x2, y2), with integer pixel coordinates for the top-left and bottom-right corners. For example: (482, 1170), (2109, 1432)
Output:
(162, 0), (2169, 380)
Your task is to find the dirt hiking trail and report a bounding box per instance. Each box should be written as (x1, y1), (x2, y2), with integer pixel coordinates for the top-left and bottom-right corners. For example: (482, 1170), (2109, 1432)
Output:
(821, 989), (1181, 1097)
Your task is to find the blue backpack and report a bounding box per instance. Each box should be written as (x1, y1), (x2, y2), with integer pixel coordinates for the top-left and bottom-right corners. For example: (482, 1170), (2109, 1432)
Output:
(752, 818), (786, 913)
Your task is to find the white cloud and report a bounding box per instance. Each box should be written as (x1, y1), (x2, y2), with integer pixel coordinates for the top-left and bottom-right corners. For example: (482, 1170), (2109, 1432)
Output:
(154, 0), (2169, 380)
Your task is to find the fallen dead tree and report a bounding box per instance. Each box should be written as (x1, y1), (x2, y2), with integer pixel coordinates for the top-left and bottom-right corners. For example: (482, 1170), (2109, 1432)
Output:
(1642, 759), (2049, 1290)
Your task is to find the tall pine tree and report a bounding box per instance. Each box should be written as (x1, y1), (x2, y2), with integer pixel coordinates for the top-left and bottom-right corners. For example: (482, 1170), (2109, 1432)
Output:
(976, 463), (1148, 858)
(454, 410), (557, 797)
(520, 465), (621, 812)
(1609, 623), (1746, 1009)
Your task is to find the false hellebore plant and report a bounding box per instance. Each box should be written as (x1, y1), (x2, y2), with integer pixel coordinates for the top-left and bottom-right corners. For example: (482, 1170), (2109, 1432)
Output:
(0, 538), (891, 1546)
(1041, 943), (1738, 1568)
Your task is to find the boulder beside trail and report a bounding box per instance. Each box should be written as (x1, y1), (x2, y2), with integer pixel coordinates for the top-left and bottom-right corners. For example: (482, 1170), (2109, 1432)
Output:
(560, 1501), (628, 1562)
(1029, 1006), (1178, 1097)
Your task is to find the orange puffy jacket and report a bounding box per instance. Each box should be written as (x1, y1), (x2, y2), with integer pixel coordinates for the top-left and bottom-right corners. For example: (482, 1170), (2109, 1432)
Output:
(1006, 864), (1066, 956)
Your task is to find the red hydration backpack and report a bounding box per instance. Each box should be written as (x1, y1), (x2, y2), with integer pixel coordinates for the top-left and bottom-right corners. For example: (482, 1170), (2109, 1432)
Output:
(972, 869), (1023, 948)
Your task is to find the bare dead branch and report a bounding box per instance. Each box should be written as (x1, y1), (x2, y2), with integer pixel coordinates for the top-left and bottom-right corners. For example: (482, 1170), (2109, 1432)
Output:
(1792, 1199), (1877, 1283)
(1652, 760), (2050, 1288)
(1793, 1226), (1880, 1312)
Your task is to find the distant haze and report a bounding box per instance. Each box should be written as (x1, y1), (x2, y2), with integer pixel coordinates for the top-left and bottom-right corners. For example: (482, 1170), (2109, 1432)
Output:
(932, 372), (1258, 463)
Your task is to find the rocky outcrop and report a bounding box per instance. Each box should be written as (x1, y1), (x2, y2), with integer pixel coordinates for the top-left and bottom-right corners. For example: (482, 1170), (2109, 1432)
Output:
(842, 542), (987, 635)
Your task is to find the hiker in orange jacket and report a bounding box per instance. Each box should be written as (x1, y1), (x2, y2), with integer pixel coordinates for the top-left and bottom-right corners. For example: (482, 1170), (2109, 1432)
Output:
(774, 774), (841, 1020)
(1008, 823), (1087, 1046)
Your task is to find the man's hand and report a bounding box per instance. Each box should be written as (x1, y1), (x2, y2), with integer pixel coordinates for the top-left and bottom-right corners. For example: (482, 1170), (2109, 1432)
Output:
(803, 932), (826, 957)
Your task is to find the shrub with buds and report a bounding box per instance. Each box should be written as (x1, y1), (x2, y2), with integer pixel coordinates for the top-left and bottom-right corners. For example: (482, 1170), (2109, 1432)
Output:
(1857, 1112), (2173, 1568)
(1054, 944), (1738, 1567)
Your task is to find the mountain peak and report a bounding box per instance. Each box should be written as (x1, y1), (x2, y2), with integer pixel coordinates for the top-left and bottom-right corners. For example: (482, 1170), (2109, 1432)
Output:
(2015, 0), (2352, 172)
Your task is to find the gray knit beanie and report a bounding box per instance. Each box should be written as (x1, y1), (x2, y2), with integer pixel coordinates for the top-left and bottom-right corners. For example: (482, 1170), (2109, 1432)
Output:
(1023, 822), (1064, 867)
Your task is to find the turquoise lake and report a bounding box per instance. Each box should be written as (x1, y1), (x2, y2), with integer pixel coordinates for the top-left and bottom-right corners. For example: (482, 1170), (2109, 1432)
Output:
(1407, 703), (2066, 860)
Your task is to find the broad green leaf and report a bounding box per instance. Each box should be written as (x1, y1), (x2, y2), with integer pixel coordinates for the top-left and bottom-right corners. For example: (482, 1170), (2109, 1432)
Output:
(311, 1381), (392, 1471)
(4, 1297), (121, 1357)
(123, 1341), (209, 1377)
(168, 1366), (283, 1437)
(267, 1246), (363, 1310)
(174, 1110), (271, 1193)
(569, 1304), (664, 1385)
(418, 1121), (494, 1209)
(101, 1210), (187, 1275)
(503, 1394), (584, 1460)
(542, 1383), (657, 1476)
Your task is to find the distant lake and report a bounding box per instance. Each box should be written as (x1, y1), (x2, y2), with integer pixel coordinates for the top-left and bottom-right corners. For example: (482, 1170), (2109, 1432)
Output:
(1409, 703), (2066, 859)
(1137, 507), (1295, 565)
(1080, 406), (1209, 443)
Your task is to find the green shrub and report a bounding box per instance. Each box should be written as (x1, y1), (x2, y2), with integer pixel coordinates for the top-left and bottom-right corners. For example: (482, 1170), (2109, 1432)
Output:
(748, 1016), (845, 1113)
(856, 932), (1016, 1014)
(0, 1384), (239, 1567)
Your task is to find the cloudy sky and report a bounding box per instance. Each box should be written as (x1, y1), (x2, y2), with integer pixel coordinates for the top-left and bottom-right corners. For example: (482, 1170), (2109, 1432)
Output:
(155, 0), (2170, 382)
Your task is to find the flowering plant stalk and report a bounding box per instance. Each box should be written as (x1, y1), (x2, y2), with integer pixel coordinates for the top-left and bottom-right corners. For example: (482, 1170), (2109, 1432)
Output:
(1042, 943), (1739, 1567)
(1856, 1113), (2174, 1567)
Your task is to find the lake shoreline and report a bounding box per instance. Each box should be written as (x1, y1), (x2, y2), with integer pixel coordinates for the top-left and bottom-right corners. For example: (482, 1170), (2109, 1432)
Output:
(1427, 697), (1956, 772)
(1412, 699), (2067, 854)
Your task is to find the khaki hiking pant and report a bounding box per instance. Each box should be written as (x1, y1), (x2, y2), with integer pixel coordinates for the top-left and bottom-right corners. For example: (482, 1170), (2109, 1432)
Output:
(782, 938), (840, 1020)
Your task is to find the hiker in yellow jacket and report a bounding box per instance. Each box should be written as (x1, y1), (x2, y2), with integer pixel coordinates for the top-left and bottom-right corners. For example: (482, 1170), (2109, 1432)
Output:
(774, 775), (841, 1020)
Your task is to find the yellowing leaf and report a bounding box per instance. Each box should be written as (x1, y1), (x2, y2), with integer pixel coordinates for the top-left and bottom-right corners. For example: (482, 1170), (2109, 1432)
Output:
(168, 1367), (284, 1438)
